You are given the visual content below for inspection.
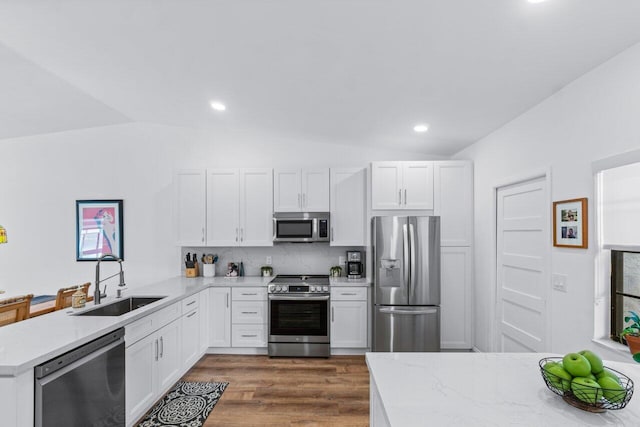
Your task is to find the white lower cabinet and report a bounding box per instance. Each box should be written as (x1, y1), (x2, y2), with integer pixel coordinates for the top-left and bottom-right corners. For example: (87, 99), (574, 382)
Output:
(181, 293), (201, 369)
(441, 246), (473, 350)
(231, 287), (267, 347)
(126, 317), (182, 426)
(330, 287), (368, 348)
(210, 287), (232, 347)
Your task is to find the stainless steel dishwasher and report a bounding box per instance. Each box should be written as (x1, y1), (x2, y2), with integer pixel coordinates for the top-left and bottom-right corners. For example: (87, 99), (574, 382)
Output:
(35, 328), (125, 427)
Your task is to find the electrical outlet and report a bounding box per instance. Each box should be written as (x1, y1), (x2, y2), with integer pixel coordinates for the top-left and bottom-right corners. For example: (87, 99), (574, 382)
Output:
(266, 256), (272, 265)
(339, 256), (345, 265)
(552, 273), (568, 292)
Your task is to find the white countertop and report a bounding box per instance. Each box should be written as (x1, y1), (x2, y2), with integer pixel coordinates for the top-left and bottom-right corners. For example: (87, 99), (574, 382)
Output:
(329, 277), (371, 286)
(366, 352), (640, 426)
(0, 276), (272, 376)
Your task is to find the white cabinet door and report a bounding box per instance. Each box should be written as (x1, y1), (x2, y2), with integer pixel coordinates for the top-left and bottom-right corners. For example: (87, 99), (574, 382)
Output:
(331, 300), (368, 348)
(199, 289), (210, 352)
(434, 161), (473, 246)
(330, 168), (366, 246)
(371, 162), (402, 210)
(274, 169), (301, 212)
(181, 307), (201, 369)
(207, 169), (240, 246)
(157, 319), (182, 393)
(403, 161), (434, 209)
(441, 246), (473, 350)
(302, 169), (330, 211)
(240, 168), (273, 246)
(175, 170), (206, 245)
(125, 333), (157, 426)
(210, 287), (231, 347)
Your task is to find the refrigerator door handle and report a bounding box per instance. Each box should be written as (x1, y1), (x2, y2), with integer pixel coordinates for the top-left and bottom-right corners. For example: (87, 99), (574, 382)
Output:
(409, 222), (417, 302)
(403, 223), (410, 292)
(378, 307), (438, 315)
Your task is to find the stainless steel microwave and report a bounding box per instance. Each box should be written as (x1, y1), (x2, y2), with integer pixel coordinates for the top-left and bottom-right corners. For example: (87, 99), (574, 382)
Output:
(273, 212), (330, 243)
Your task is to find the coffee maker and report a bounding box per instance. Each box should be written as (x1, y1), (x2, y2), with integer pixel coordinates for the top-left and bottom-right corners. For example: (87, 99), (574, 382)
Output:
(346, 251), (363, 279)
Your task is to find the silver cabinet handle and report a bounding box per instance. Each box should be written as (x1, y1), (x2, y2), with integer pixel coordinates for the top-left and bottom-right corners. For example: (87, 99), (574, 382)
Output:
(298, 193), (301, 208)
(398, 189), (402, 205)
(303, 193), (306, 208)
(241, 334), (258, 338)
(241, 311), (258, 314)
(226, 293), (229, 308)
(187, 311), (196, 318)
(240, 228), (244, 242)
(404, 189), (407, 205)
(160, 336), (164, 358)
(331, 227), (334, 241)
(331, 306), (334, 322)
(235, 228), (239, 242)
(242, 293), (258, 296)
(202, 227), (205, 243)
(155, 339), (159, 361)
(186, 300), (196, 306)
(341, 293), (357, 296)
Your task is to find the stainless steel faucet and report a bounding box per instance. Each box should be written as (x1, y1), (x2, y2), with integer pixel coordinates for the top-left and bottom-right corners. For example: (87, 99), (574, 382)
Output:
(94, 254), (126, 304)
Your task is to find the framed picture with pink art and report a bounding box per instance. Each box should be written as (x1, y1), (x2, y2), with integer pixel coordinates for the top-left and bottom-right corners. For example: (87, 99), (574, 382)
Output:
(553, 197), (587, 249)
(76, 199), (124, 261)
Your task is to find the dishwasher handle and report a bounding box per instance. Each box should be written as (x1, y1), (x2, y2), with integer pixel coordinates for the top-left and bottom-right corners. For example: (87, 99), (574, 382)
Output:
(35, 328), (125, 379)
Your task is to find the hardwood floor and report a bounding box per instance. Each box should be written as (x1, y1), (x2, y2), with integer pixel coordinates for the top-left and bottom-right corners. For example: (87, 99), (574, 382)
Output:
(181, 354), (370, 426)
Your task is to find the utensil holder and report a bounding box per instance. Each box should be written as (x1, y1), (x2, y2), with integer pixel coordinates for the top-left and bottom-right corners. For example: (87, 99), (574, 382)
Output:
(203, 263), (216, 277)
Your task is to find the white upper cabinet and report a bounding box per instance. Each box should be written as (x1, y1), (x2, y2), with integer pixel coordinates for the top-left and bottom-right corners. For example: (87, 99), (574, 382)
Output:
(330, 168), (366, 246)
(175, 170), (206, 245)
(433, 161), (473, 247)
(371, 161), (434, 210)
(207, 169), (240, 246)
(274, 168), (329, 212)
(208, 168), (273, 247)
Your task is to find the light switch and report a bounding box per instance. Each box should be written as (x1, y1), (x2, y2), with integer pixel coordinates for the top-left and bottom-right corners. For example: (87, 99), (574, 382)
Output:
(552, 273), (568, 292)
(266, 256), (272, 265)
(339, 256), (346, 266)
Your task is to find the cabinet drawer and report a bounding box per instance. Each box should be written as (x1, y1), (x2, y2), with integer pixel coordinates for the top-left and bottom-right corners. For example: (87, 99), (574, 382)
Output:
(125, 301), (181, 345)
(232, 287), (267, 301)
(331, 287), (368, 301)
(232, 324), (267, 347)
(232, 301), (267, 324)
(181, 293), (200, 312)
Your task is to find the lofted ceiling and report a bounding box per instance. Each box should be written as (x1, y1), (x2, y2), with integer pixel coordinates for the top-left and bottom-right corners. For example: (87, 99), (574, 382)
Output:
(1, 0), (640, 155)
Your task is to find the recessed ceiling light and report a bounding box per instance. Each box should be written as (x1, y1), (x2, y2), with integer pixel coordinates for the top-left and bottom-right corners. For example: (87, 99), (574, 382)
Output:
(210, 101), (226, 111)
(413, 124), (429, 133)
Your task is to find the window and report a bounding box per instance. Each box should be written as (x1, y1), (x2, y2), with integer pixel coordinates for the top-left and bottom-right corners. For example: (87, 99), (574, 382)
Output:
(611, 250), (640, 342)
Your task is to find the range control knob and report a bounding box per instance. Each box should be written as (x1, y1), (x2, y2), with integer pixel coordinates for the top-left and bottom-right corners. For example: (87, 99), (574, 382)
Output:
(310, 286), (316, 292)
(275, 285), (282, 292)
(323, 286), (329, 292)
(268, 285), (275, 293)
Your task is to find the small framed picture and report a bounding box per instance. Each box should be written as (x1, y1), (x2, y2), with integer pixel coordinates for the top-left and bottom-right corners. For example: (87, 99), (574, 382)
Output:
(76, 200), (124, 261)
(553, 198), (587, 249)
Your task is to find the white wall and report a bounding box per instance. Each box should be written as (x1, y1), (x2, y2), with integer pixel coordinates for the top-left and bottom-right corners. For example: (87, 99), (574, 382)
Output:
(455, 41), (640, 361)
(0, 123), (435, 296)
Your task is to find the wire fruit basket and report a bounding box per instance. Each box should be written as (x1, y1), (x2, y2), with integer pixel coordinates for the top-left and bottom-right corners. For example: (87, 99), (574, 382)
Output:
(539, 357), (634, 412)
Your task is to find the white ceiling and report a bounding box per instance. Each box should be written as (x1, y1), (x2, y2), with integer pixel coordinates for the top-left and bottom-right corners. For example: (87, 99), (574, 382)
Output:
(1, 0), (640, 156)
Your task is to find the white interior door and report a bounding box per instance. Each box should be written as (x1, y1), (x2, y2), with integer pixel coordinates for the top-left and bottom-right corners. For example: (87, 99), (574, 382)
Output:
(496, 176), (548, 352)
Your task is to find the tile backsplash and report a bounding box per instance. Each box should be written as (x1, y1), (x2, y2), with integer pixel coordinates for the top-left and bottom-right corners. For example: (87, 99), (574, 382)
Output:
(181, 244), (365, 277)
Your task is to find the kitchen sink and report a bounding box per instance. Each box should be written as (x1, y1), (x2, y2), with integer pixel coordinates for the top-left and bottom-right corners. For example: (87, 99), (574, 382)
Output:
(76, 296), (166, 316)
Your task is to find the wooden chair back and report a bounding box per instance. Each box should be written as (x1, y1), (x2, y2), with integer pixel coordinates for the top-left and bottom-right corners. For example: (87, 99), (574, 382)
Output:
(0, 294), (34, 326)
(55, 283), (91, 311)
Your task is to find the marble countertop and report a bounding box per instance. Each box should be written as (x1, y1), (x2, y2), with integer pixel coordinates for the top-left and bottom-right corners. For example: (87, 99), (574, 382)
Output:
(329, 277), (371, 286)
(366, 352), (640, 426)
(0, 276), (272, 376)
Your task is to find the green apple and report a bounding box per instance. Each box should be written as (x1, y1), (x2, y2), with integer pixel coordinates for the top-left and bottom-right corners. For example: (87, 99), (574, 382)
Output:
(598, 376), (626, 404)
(579, 350), (604, 375)
(596, 368), (621, 384)
(571, 377), (602, 403)
(543, 361), (572, 391)
(563, 353), (592, 377)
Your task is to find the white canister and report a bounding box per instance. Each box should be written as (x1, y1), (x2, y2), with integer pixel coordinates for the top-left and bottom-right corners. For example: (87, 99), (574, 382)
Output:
(202, 263), (216, 277)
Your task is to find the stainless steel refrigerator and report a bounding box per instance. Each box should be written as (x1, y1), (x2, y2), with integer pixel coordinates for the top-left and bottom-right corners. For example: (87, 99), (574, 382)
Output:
(372, 216), (441, 352)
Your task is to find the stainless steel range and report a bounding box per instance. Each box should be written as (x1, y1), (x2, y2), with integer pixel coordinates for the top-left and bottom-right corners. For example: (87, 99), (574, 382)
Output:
(268, 275), (330, 357)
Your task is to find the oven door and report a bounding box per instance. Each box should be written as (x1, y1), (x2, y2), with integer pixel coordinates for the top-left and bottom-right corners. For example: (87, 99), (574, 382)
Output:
(269, 294), (330, 343)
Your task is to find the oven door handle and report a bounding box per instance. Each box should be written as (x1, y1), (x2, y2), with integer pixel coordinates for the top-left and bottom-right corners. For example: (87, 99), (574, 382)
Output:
(269, 295), (330, 301)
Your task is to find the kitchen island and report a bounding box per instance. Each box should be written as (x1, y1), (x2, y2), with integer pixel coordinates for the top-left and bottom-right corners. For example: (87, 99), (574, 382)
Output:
(366, 352), (640, 426)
